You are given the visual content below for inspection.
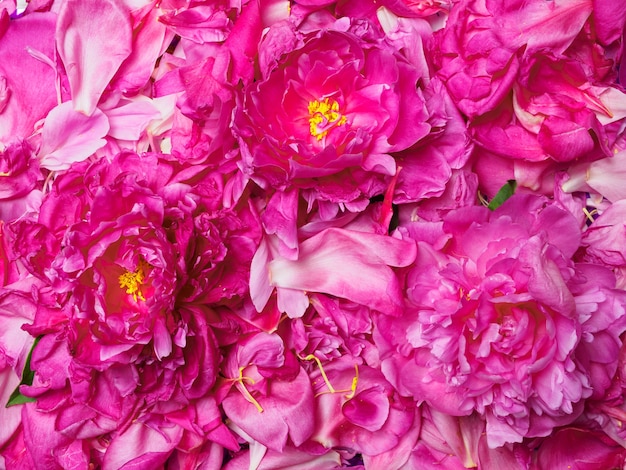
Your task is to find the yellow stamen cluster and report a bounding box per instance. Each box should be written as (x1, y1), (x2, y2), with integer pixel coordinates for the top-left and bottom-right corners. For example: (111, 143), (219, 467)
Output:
(308, 97), (347, 141)
(118, 259), (149, 302)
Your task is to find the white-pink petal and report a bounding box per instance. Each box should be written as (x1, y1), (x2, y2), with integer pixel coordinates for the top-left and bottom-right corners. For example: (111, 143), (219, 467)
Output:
(56, 0), (133, 116)
(268, 228), (416, 316)
(38, 101), (109, 171)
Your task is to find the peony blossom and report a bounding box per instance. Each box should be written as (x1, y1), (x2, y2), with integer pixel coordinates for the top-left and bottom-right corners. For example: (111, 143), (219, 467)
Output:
(235, 17), (431, 209)
(378, 194), (626, 446)
(4, 150), (260, 466)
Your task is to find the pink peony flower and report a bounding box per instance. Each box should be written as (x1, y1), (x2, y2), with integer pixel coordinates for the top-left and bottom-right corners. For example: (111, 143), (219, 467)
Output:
(4, 151), (261, 465)
(235, 18), (431, 208)
(379, 194), (626, 446)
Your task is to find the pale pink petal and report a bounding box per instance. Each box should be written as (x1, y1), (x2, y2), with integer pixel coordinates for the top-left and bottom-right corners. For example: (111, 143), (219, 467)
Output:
(103, 99), (161, 141)
(56, 0), (132, 115)
(563, 150), (626, 202)
(222, 366), (314, 452)
(102, 421), (183, 470)
(250, 236), (274, 312)
(0, 368), (22, 449)
(276, 287), (310, 318)
(38, 101), (109, 171)
(269, 228), (416, 316)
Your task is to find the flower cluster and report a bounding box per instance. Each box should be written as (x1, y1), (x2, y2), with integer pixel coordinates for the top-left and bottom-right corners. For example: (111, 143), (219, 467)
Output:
(1, 0), (626, 469)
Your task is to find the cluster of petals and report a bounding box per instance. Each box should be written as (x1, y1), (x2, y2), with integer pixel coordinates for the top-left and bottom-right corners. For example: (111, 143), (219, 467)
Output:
(0, 0), (626, 469)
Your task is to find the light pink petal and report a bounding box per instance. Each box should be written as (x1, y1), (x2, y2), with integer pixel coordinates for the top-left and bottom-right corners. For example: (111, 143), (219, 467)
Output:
(496, 0), (592, 56)
(250, 236), (274, 312)
(478, 435), (529, 470)
(269, 228), (416, 316)
(224, 446), (341, 470)
(276, 287), (310, 318)
(103, 99), (160, 141)
(38, 101), (109, 171)
(102, 421), (183, 470)
(56, 0), (132, 115)
(563, 150), (626, 202)
(0, 367), (22, 449)
(0, 290), (36, 371)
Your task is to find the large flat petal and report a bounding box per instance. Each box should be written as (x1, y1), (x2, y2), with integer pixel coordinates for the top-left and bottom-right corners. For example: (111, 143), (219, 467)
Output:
(56, 0), (132, 115)
(38, 101), (109, 171)
(269, 228), (416, 316)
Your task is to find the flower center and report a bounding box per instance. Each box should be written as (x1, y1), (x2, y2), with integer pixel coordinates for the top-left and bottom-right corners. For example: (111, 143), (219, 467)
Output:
(118, 259), (149, 302)
(308, 97), (347, 141)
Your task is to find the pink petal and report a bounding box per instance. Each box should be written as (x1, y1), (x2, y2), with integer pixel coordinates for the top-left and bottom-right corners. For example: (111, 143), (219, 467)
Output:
(342, 387), (390, 432)
(0, 11), (57, 142)
(103, 99), (160, 141)
(110, 7), (170, 95)
(495, 0), (592, 56)
(56, 0), (132, 115)
(222, 367), (314, 452)
(269, 228), (416, 316)
(592, 0), (626, 45)
(250, 236), (274, 312)
(535, 428), (626, 470)
(102, 421), (183, 470)
(38, 101), (109, 171)
(0, 368), (22, 449)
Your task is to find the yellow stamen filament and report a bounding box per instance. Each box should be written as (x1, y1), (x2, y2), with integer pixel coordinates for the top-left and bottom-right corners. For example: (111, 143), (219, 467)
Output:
(583, 207), (597, 224)
(344, 364), (359, 400)
(235, 366), (264, 413)
(301, 354), (359, 399)
(308, 97), (347, 141)
(302, 354), (336, 393)
(118, 259), (149, 301)
(477, 191), (489, 208)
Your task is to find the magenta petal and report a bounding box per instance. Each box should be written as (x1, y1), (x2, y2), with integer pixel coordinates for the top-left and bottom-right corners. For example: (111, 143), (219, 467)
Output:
(56, 0), (132, 115)
(0, 12), (57, 142)
(496, 0), (592, 55)
(38, 101), (109, 171)
(537, 115), (595, 162)
(342, 387), (390, 432)
(269, 228), (416, 315)
(535, 428), (626, 470)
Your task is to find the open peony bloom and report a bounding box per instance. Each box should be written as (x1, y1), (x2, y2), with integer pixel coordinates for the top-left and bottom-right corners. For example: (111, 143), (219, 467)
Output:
(5, 151), (259, 466)
(379, 194), (626, 447)
(235, 17), (431, 208)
